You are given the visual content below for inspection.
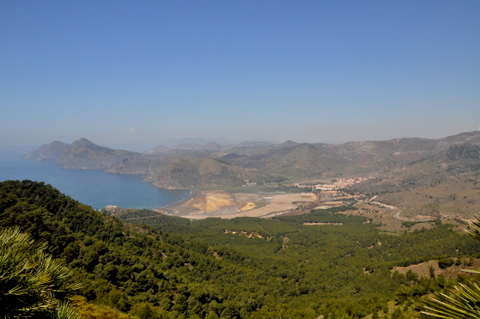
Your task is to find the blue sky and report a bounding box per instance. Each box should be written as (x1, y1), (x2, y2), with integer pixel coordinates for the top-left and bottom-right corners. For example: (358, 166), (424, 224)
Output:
(1, 1), (479, 150)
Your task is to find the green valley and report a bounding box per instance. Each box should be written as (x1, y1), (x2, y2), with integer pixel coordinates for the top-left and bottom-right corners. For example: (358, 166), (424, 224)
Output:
(2, 180), (480, 318)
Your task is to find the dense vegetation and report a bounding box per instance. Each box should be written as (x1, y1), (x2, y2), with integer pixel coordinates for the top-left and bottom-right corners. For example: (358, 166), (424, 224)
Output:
(2, 180), (480, 318)
(0, 227), (80, 318)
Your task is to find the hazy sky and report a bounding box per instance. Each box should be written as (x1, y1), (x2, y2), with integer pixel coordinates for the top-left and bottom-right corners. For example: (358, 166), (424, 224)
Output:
(1, 1), (479, 150)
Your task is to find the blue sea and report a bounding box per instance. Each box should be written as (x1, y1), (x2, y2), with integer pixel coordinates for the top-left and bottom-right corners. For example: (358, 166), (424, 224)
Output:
(0, 147), (190, 210)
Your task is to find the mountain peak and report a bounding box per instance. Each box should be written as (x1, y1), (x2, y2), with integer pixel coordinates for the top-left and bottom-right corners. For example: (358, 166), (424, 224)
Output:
(280, 140), (298, 147)
(441, 131), (480, 143)
(72, 138), (95, 146)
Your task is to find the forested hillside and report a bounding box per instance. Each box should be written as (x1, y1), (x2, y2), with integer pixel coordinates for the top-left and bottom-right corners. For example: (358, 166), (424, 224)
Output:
(2, 180), (480, 318)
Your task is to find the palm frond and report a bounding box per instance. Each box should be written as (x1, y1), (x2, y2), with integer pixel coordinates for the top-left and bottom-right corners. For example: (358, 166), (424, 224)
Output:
(0, 227), (80, 318)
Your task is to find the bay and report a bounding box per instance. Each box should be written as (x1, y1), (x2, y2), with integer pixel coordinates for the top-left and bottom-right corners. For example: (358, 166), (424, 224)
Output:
(0, 148), (190, 210)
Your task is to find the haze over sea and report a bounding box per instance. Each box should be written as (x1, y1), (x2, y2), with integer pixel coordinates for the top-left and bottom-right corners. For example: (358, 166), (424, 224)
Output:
(0, 148), (190, 210)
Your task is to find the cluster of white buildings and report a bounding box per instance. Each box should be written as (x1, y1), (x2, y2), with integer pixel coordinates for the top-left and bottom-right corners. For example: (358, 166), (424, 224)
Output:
(294, 177), (371, 191)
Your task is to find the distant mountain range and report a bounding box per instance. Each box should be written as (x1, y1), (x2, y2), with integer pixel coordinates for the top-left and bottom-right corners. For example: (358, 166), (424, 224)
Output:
(24, 132), (480, 192)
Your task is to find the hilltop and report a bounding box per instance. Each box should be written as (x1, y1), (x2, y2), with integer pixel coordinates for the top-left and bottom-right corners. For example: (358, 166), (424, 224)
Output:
(26, 132), (480, 180)
(24, 132), (480, 219)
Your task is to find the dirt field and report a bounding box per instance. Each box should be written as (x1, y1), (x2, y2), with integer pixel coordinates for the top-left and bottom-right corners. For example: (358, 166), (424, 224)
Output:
(166, 191), (316, 220)
(392, 258), (480, 279)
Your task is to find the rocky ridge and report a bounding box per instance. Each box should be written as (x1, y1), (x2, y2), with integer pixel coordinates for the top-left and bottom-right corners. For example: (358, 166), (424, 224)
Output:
(24, 132), (480, 191)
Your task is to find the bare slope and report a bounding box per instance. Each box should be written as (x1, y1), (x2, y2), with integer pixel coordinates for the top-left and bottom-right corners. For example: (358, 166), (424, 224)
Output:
(24, 132), (480, 195)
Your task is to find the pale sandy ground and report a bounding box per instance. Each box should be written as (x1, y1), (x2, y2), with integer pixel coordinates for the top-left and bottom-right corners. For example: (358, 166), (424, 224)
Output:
(220, 193), (316, 219)
(172, 192), (316, 220)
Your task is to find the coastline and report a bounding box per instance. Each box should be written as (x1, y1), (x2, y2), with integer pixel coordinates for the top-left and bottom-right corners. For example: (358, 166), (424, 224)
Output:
(163, 189), (193, 207)
(154, 189), (196, 214)
(0, 154), (192, 210)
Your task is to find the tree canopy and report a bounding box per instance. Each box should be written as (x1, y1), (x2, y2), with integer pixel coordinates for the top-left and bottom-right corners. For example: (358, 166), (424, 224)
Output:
(2, 179), (480, 318)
